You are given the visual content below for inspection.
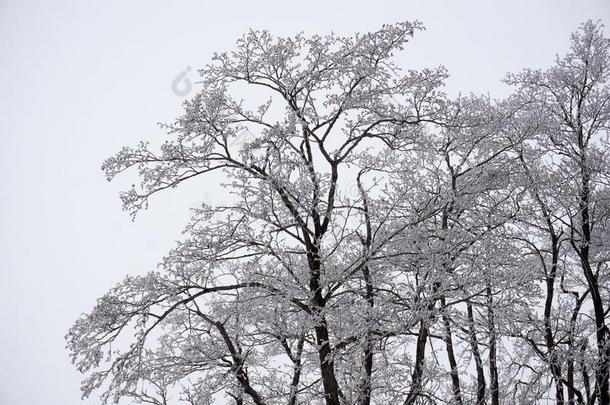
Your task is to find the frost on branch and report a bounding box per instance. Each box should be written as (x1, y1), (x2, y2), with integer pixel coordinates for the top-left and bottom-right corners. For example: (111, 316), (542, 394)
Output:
(69, 20), (610, 405)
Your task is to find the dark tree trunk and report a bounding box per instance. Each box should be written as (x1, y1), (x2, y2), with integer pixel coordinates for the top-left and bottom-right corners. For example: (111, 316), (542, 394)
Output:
(580, 253), (610, 405)
(312, 294), (341, 405)
(308, 243), (342, 405)
(357, 265), (375, 405)
(576, 139), (610, 405)
(405, 282), (440, 405)
(562, 284), (588, 405)
(467, 302), (486, 405)
(404, 319), (430, 405)
(486, 284), (499, 405)
(582, 341), (592, 402)
(440, 296), (463, 405)
(544, 235), (565, 405)
(520, 151), (566, 403)
(288, 336), (305, 405)
(358, 174), (375, 405)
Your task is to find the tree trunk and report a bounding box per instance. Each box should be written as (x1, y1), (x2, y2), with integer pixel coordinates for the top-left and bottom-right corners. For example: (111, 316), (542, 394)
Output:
(486, 284), (499, 405)
(521, 151), (566, 403)
(357, 177), (375, 405)
(358, 265), (375, 405)
(576, 142), (610, 405)
(309, 244), (342, 405)
(404, 319), (430, 405)
(405, 283), (440, 405)
(581, 341), (592, 402)
(440, 296), (463, 405)
(467, 302), (486, 405)
(288, 336), (305, 405)
(313, 301), (341, 405)
(544, 235), (564, 404)
(580, 254), (610, 405)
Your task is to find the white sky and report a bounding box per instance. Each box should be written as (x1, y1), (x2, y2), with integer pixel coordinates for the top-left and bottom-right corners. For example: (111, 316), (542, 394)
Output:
(1, 1), (609, 404)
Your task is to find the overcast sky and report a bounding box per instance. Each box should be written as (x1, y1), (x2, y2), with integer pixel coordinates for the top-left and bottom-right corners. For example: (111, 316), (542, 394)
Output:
(1, 1), (609, 404)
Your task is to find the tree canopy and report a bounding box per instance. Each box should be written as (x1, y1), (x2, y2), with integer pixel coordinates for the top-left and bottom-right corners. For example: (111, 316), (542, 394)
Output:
(67, 20), (610, 405)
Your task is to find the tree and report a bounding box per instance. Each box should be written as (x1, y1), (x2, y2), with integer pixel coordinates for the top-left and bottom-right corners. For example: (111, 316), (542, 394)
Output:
(67, 19), (610, 405)
(507, 20), (610, 404)
(67, 21), (450, 405)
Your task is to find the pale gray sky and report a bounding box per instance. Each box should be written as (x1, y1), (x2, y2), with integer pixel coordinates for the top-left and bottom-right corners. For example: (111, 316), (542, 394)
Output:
(1, 1), (608, 404)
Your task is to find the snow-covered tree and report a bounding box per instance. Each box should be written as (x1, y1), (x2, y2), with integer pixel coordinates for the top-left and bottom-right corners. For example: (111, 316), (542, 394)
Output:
(66, 19), (610, 405)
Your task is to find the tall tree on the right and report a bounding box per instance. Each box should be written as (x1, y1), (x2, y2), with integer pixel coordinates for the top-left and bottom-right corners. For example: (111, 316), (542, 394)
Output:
(507, 20), (610, 404)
